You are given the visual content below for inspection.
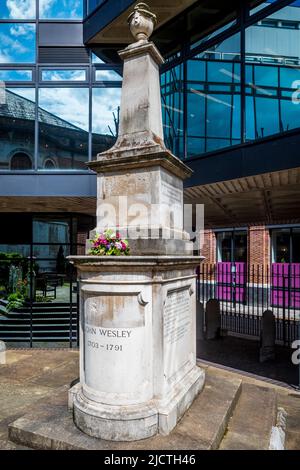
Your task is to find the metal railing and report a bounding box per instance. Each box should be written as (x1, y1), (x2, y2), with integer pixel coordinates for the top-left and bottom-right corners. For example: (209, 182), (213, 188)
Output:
(197, 263), (300, 345)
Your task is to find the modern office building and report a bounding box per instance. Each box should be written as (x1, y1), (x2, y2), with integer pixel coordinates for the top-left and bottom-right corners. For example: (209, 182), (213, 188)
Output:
(0, 1), (300, 331)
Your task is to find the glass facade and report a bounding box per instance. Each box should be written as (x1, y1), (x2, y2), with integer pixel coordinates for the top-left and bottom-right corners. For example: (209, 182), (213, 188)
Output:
(0, 1), (122, 172)
(1, 1), (300, 167)
(161, 0), (300, 159)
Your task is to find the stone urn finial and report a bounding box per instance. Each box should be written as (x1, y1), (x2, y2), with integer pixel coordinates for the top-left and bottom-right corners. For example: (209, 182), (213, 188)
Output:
(128, 3), (157, 43)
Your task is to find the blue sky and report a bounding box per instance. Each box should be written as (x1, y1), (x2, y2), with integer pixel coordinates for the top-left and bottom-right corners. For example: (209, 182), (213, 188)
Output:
(0, 0), (83, 19)
(0, 23), (36, 63)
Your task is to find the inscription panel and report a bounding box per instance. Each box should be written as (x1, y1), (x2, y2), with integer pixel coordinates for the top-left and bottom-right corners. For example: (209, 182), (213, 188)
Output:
(163, 287), (192, 380)
(83, 292), (150, 400)
(161, 181), (182, 206)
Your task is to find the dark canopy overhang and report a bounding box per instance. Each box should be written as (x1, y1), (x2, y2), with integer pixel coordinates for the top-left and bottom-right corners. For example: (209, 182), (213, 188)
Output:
(84, 0), (247, 63)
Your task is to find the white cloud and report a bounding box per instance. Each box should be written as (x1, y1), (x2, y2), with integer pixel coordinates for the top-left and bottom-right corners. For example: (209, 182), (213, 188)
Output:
(39, 0), (82, 19)
(39, 88), (121, 134)
(6, 0), (36, 19)
(0, 49), (11, 63)
(42, 70), (86, 81)
(39, 0), (56, 17)
(92, 88), (121, 134)
(39, 88), (89, 131)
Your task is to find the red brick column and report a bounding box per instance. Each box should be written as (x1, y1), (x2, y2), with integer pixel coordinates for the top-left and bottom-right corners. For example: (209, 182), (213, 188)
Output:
(248, 225), (270, 267)
(77, 231), (88, 255)
(201, 229), (216, 265)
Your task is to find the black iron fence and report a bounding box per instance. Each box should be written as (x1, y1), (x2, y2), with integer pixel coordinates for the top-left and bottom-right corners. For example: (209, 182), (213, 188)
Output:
(0, 243), (82, 348)
(197, 263), (300, 345)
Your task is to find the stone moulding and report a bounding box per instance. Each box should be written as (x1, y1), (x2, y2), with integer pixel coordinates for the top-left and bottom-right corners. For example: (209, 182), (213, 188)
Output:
(88, 148), (193, 181)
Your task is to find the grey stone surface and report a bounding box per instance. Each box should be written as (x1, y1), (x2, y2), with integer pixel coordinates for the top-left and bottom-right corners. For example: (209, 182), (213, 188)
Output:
(9, 371), (241, 450)
(219, 383), (277, 450)
(205, 299), (221, 340)
(260, 310), (276, 363)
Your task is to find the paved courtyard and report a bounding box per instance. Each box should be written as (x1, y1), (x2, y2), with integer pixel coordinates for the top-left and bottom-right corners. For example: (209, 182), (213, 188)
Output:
(0, 348), (299, 450)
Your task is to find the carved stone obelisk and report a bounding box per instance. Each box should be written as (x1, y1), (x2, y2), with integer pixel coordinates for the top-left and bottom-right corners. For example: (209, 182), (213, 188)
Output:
(68, 3), (205, 441)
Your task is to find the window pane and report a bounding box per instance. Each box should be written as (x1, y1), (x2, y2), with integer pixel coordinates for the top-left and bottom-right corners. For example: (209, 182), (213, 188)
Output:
(246, 2), (300, 141)
(234, 232), (247, 262)
(292, 229), (300, 263)
(92, 88), (121, 159)
(161, 64), (184, 159)
(191, 19), (237, 50)
(197, 33), (240, 61)
(0, 0), (36, 19)
(218, 232), (232, 262)
(33, 218), (70, 244)
(95, 69), (122, 82)
(0, 24), (36, 63)
(185, 56), (241, 156)
(274, 230), (290, 263)
(39, 0), (83, 19)
(0, 87), (35, 170)
(246, 2), (300, 65)
(38, 88), (89, 170)
(41, 70), (86, 81)
(0, 70), (32, 81)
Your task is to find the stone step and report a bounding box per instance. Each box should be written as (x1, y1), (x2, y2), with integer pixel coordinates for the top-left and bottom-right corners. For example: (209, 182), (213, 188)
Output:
(0, 438), (29, 450)
(219, 383), (277, 450)
(8, 373), (242, 450)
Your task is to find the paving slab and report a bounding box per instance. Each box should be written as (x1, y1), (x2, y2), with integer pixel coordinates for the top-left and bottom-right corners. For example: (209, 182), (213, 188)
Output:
(219, 383), (277, 450)
(8, 374), (242, 450)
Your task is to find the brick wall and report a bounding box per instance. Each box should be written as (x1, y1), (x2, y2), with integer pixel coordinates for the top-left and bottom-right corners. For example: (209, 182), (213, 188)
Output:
(77, 231), (88, 255)
(201, 225), (271, 268)
(201, 229), (216, 265)
(248, 225), (270, 268)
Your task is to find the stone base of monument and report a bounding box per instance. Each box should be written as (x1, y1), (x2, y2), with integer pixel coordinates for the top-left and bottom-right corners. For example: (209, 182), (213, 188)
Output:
(70, 366), (204, 441)
(68, 256), (205, 441)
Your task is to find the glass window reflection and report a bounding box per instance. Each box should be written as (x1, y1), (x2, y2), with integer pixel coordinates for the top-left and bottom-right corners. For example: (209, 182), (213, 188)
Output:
(38, 88), (89, 170)
(0, 87), (35, 170)
(0, 0), (36, 19)
(161, 64), (185, 159)
(39, 0), (83, 19)
(41, 70), (87, 81)
(0, 70), (32, 81)
(0, 24), (36, 63)
(246, 1), (300, 141)
(95, 70), (122, 82)
(92, 88), (121, 159)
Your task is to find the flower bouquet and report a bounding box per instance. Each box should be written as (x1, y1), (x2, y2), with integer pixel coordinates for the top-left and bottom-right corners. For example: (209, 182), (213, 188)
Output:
(89, 229), (130, 256)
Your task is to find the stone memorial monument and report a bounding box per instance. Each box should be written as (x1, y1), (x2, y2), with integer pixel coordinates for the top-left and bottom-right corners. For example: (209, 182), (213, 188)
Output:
(68, 3), (205, 442)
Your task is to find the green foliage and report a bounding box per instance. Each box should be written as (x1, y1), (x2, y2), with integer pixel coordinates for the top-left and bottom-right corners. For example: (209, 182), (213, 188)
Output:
(6, 292), (25, 311)
(35, 295), (52, 303)
(0, 252), (39, 294)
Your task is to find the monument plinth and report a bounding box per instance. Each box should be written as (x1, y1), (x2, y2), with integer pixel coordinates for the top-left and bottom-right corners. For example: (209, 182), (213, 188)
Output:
(68, 2), (205, 441)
